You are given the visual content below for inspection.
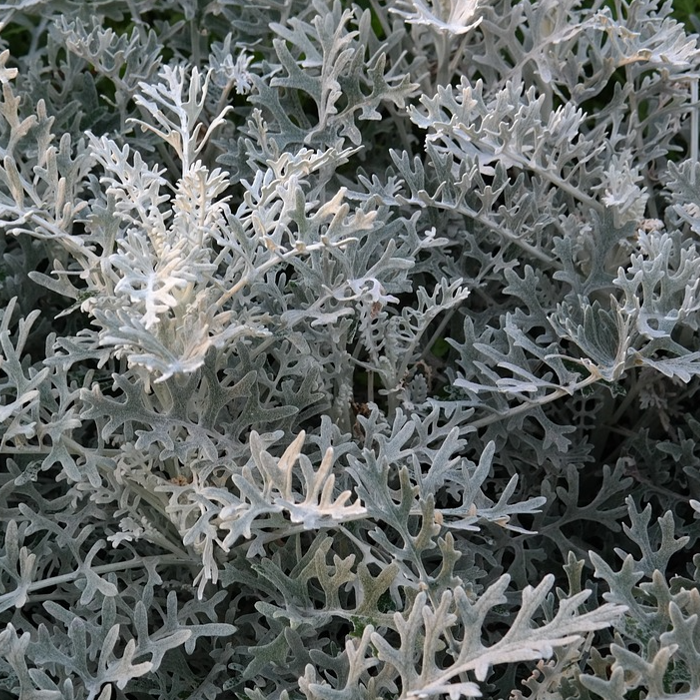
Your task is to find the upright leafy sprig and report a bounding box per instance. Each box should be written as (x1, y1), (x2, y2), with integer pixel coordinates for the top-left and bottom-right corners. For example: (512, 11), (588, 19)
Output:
(68, 65), (364, 382)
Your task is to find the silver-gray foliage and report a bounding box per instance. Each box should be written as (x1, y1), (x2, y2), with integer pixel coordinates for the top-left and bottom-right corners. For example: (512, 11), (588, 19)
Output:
(1, 0), (699, 697)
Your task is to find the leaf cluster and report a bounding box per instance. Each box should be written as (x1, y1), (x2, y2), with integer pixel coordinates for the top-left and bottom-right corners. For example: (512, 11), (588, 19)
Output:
(1, 0), (700, 698)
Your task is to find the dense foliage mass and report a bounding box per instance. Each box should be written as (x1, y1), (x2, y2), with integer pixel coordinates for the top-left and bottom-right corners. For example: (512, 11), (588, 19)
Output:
(1, 0), (700, 697)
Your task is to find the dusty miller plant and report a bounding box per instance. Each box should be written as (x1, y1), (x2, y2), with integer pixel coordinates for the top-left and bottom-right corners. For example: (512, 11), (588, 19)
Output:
(1, 0), (700, 698)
